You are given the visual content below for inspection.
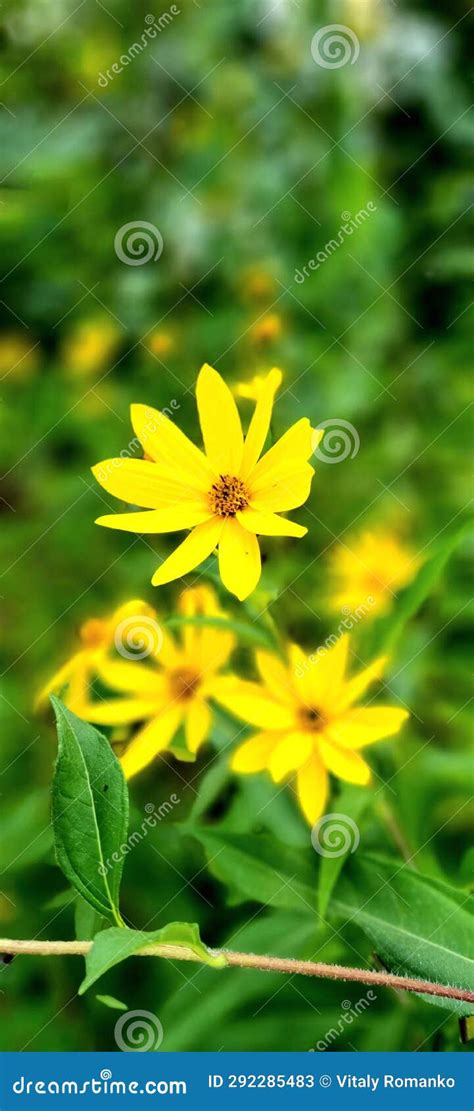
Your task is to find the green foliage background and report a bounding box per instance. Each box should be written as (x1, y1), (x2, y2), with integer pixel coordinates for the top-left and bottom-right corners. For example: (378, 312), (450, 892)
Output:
(0, 0), (472, 1051)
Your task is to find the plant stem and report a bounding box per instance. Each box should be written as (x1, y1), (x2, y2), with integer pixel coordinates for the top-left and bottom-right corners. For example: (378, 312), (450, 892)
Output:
(1, 938), (472, 1004)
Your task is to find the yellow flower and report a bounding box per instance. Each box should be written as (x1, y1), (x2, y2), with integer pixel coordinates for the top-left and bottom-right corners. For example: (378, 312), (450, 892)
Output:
(82, 586), (235, 779)
(212, 635), (409, 825)
(144, 330), (176, 358)
(92, 364), (319, 600)
(250, 313), (283, 344)
(0, 333), (39, 380)
(62, 318), (120, 377)
(36, 600), (155, 714)
(329, 530), (421, 617)
(240, 266), (277, 301)
(233, 368), (283, 402)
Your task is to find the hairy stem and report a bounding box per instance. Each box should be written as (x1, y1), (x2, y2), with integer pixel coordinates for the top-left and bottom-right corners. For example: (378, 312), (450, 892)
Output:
(0, 938), (472, 1004)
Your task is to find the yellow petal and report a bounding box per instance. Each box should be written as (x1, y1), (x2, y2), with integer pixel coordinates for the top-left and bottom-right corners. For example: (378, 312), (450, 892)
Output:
(151, 517), (223, 587)
(121, 705), (183, 779)
(237, 507), (307, 538)
(255, 650), (296, 705)
(83, 698), (162, 726)
(319, 737), (371, 785)
(328, 706), (409, 750)
(97, 659), (165, 697)
(240, 368), (282, 478)
(196, 363), (244, 473)
(184, 698), (211, 753)
(218, 518), (261, 600)
(130, 403), (213, 490)
(35, 652), (87, 709)
(92, 458), (192, 510)
(231, 732), (277, 773)
(179, 585), (235, 673)
(250, 463), (314, 512)
(212, 676), (296, 729)
(336, 656), (388, 712)
(306, 635), (350, 708)
(95, 504), (211, 533)
(249, 418), (314, 486)
(268, 732), (313, 783)
(296, 754), (328, 826)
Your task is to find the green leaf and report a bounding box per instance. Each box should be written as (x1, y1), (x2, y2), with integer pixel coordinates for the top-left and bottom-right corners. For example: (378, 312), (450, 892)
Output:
(96, 994), (128, 1011)
(186, 826), (317, 911)
(75, 895), (103, 941)
(317, 785), (372, 917)
(165, 613), (277, 650)
(79, 923), (226, 994)
(369, 521), (470, 656)
(51, 698), (128, 924)
(332, 852), (474, 1015)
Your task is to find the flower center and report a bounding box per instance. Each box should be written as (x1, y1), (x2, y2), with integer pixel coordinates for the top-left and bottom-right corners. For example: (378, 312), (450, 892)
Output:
(169, 668), (199, 702)
(209, 474), (249, 517)
(299, 705), (327, 732)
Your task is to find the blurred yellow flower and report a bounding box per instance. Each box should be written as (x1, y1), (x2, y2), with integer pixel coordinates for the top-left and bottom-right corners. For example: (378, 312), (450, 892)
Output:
(82, 586), (235, 779)
(62, 318), (120, 377)
(330, 530), (421, 617)
(250, 313), (283, 344)
(144, 330), (176, 358)
(213, 635), (408, 825)
(36, 600), (155, 714)
(233, 368), (283, 402)
(92, 364), (319, 600)
(0, 332), (39, 380)
(240, 266), (277, 301)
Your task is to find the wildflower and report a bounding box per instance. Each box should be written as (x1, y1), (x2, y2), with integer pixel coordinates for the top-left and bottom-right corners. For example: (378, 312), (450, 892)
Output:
(81, 586), (235, 779)
(36, 600), (155, 714)
(233, 368), (283, 403)
(212, 635), (409, 825)
(240, 266), (277, 301)
(330, 529), (421, 617)
(92, 364), (319, 600)
(62, 318), (120, 377)
(250, 314), (282, 344)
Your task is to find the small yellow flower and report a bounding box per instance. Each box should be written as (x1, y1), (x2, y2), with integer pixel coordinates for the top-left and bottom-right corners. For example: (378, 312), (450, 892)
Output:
(62, 318), (120, 377)
(0, 333), (39, 380)
(240, 266), (277, 301)
(250, 314), (283, 344)
(212, 635), (409, 825)
(92, 364), (319, 600)
(144, 330), (176, 358)
(36, 600), (155, 714)
(82, 586), (235, 779)
(233, 368), (283, 403)
(330, 530), (421, 617)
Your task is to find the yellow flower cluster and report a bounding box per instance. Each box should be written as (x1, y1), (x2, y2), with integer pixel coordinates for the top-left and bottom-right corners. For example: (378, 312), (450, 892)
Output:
(39, 360), (416, 828)
(39, 590), (408, 825)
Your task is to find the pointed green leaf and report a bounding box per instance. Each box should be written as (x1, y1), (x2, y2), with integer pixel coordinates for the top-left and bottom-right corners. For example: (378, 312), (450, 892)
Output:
(79, 923), (226, 994)
(332, 853), (474, 1015)
(51, 698), (128, 923)
(96, 994), (128, 1011)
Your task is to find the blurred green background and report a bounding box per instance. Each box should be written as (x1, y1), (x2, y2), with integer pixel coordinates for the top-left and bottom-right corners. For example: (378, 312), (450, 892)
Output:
(0, 0), (472, 1051)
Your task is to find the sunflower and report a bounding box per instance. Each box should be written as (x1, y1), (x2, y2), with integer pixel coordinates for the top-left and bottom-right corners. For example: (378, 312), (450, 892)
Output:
(80, 585), (235, 779)
(36, 600), (155, 714)
(212, 635), (409, 825)
(92, 364), (320, 600)
(329, 529), (421, 617)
